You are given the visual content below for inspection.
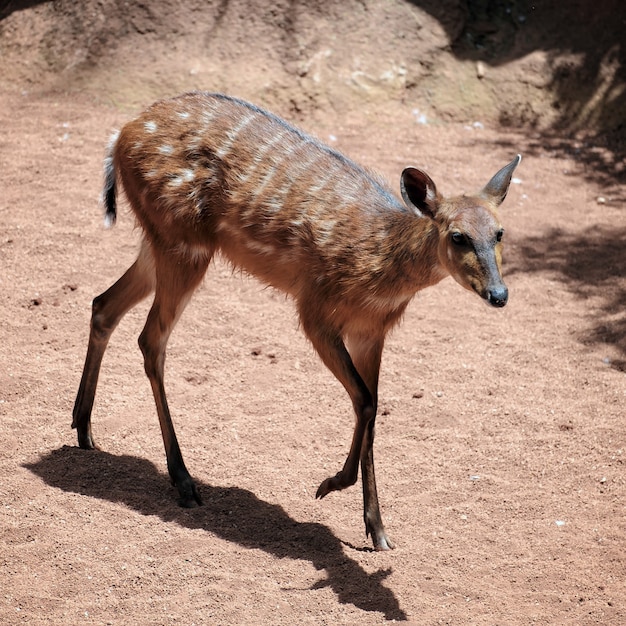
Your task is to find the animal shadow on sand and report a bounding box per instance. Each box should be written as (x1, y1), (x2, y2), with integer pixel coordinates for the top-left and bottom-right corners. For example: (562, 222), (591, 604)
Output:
(25, 446), (408, 621)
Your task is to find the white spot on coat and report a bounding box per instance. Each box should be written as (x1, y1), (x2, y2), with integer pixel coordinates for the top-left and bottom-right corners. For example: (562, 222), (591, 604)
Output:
(169, 168), (196, 187)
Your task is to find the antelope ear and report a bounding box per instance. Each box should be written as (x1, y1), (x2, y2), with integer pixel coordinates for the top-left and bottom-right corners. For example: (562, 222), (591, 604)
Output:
(400, 167), (439, 219)
(481, 154), (522, 205)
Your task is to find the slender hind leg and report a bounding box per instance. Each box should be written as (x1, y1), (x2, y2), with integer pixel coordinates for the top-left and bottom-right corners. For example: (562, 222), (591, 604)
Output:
(138, 249), (210, 507)
(73, 241), (156, 449)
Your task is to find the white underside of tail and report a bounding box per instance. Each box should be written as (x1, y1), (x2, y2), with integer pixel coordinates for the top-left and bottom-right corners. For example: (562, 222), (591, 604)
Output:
(102, 129), (120, 228)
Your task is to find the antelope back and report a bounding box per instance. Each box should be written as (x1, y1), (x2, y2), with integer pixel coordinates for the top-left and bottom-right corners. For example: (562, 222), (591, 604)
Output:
(112, 93), (419, 312)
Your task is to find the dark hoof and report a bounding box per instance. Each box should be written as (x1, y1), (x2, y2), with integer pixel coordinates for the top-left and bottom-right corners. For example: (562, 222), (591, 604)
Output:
(176, 480), (203, 508)
(316, 470), (357, 499)
(76, 429), (97, 450)
(316, 474), (341, 499)
(372, 533), (395, 551)
(315, 479), (331, 499)
(366, 520), (396, 550)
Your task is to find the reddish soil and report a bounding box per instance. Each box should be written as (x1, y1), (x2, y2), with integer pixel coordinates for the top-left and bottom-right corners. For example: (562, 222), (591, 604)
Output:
(1, 2), (625, 625)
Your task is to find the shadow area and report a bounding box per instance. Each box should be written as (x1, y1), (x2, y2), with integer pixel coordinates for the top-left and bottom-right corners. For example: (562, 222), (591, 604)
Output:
(407, 0), (626, 187)
(25, 446), (408, 621)
(0, 0), (51, 21)
(409, 0), (626, 129)
(507, 225), (626, 371)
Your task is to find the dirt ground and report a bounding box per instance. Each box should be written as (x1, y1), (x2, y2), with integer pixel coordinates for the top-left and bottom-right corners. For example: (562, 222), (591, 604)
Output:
(1, 2), (625, 625)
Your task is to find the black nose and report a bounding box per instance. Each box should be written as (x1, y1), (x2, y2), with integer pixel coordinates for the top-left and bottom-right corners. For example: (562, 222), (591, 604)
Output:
(487, 286), (508, 307)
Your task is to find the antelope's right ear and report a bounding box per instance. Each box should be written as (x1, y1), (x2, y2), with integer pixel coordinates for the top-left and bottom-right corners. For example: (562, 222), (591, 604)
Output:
(480, 154), (522, 205)
(400, 167), (439, 219)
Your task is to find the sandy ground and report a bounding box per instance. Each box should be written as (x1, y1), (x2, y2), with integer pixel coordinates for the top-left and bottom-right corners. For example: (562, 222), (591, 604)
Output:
(0, 87), (625, 625)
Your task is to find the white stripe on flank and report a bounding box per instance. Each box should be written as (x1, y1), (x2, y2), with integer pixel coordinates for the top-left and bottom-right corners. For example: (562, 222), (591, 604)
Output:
(214, 113), (256, 158)
(256, 143), (318, 200)
(306, 166), (339, 195)
(262, 143), (322, 213)
(253, 167), (279, 200)
(201, 109), (217, 127)
(234, 130), (287, 188)
(313, 218), (337, 247)
(263, 181), (295, 214)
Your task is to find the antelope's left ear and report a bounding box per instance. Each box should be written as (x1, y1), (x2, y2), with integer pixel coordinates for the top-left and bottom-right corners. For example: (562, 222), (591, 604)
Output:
(400, 167), (439, 219)
(480, 154), (522, 206)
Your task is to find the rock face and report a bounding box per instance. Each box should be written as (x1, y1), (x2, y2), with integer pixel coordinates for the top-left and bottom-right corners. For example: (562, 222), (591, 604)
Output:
(0, 0), (624, 134)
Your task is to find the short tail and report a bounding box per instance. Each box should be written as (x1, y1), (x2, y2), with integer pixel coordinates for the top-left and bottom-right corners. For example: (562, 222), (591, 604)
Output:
(102, 130), (120, 228)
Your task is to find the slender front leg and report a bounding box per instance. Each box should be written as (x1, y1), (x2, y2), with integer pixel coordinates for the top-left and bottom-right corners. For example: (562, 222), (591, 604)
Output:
(298, 311), (374, 499)
(348, 334), (394, 550)
(315, 397), (375, 498)
(360, 427), (394, 550)
(72, 243), (156, 449)
(306, 319), (393, 549)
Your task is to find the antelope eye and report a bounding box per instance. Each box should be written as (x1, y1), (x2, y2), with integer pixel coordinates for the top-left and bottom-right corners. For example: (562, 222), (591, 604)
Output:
(451, 232), (467, 246)
(496, 229), (504, 242)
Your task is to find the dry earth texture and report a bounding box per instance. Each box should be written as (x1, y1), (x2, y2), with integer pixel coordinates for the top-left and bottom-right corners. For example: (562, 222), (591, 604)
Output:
(1, 1), (625, 624)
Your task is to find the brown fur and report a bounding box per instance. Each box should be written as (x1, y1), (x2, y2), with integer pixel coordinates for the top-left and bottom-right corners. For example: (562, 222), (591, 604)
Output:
(73, 92), (521, 550)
